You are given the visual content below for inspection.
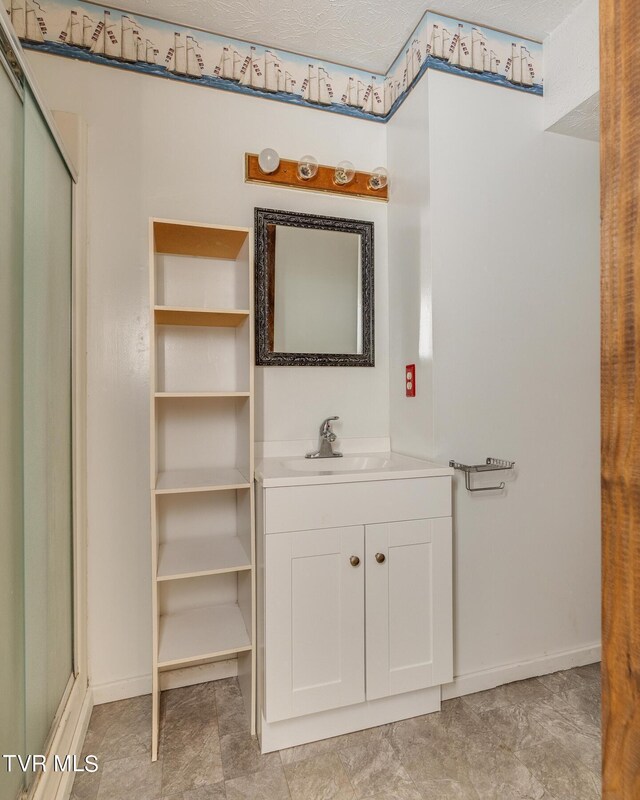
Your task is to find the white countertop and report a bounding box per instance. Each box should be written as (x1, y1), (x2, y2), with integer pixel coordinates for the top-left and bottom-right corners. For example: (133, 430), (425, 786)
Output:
(255, 451), (454, 488)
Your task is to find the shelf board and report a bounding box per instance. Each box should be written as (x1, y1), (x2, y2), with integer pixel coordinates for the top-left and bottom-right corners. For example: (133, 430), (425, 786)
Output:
(157, 603), (252, 668)
(154, 307), (250, 328)
(153, 221), (249, 260)
(155, 392), (250, 399)
(157, 535), (252, 581)
(155, 467), (250, 494)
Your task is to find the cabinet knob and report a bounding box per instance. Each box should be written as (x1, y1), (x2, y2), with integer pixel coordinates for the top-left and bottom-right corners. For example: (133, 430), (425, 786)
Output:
(375, 552), (386, 564)
(349, 555), (360, 567)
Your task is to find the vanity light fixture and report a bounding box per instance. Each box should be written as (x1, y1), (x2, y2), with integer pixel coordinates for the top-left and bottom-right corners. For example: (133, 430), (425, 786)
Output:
(368, 166), (389, 191)
(245, 153), (388, 201)
(258, 147), (280, 174)
(297, 154), (319, 180)
(334, 160), (355, 186)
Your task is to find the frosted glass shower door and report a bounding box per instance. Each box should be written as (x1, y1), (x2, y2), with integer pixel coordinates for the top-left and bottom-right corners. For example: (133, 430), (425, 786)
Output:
(23, 88), (75, 764)
(0, 55), (26, 800)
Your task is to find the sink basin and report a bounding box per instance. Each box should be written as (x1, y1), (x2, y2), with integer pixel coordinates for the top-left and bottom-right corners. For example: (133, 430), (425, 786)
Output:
(282, 455), (391, 473)
(256, 451), (454, 487)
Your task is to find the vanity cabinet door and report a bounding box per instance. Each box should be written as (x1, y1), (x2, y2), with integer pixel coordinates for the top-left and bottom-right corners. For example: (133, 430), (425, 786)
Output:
(365, 518), (453, 701)
(264, 526), (365, 722)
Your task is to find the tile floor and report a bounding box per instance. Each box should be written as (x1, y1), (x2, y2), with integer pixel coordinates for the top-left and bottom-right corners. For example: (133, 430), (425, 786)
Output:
(71, 663), (601, 800)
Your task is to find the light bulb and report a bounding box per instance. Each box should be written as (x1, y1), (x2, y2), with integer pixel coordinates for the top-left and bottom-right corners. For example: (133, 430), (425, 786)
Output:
(297, 154), (318, 180)
(368, 166), (388, 191)
(334, 160), (355, 186)
(258, 148), (280, 174)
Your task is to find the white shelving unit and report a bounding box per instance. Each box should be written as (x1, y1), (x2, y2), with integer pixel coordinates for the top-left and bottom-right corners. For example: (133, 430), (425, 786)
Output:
(149, 218), (255, 760)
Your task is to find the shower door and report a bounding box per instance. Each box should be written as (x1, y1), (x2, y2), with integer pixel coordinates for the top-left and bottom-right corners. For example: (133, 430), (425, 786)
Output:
(23, 88), (75, 774)
(0, 27), (75, 798)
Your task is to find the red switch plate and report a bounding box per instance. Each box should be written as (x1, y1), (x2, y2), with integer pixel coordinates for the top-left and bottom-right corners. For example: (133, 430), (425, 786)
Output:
(406, 364), (416, 397)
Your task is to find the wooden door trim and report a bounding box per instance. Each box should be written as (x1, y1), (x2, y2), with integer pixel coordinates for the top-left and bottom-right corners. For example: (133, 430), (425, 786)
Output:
(601, 1), (640, 795)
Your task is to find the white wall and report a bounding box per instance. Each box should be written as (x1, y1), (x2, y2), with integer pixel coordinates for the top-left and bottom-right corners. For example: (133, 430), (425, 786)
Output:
(30, 46), (600, 701)
(28, 53), (389, 697)
(544, 0), (599, 141)
(389, 71), (601, 688)
(387, 79), (434, 459)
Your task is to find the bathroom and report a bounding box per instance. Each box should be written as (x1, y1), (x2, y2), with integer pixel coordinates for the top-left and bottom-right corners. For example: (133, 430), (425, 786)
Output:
(3, 0), (629, 797)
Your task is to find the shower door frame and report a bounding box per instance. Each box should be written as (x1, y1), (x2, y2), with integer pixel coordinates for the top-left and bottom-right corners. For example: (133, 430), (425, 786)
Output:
(0, 12), (90, 800)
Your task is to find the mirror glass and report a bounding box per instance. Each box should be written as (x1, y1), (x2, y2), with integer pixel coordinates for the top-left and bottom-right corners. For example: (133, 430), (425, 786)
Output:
(255, 208), (374, 367)
(272, 225), (361, 354)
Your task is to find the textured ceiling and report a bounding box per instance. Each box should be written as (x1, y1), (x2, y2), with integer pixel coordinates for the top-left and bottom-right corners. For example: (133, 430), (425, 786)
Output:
(106, 0), (584, 72)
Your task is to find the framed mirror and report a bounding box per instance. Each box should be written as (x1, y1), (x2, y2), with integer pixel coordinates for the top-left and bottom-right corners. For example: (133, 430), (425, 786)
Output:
(255, 208), (374, 367)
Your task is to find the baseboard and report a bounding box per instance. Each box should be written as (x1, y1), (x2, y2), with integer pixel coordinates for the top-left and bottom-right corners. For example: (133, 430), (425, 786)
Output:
(25, 679), (93, 800)
(91, 659), (238, 705)
(441, 642), (601, 700)
(53, 689), (94, 800)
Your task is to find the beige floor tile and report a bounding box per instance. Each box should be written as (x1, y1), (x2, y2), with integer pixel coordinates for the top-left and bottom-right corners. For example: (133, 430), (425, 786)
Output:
(477, 703), (555, 751)
(536, 668), (588, 695)
(162, 783), (227, 799)
(466, 745), (546, 800)
(225, 764), (291, 800)
(96, 753), (162, 800)
(90, 695), (153, 763)
(78, 673), (602, 800)
(339, 738), (421, 800)
(515, 739), (601, 800)
(279, 736), (341, 766)
(219, 730), (280, 780)
(548, 686), (601, 733)
(161, 722), (224, 795)
(573, 663), (601, 691)
(460, 679), (551, 714)
(69, 767), (101, 800)
(214, 679), (251, 737)
(284, 751), (355, 800)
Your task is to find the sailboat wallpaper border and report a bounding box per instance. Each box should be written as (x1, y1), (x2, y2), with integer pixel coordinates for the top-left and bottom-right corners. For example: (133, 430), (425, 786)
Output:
(4, 0), (544, 123)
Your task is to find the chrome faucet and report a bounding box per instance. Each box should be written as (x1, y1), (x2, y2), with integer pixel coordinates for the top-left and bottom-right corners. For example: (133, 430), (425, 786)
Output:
(306, 416), (343, 459)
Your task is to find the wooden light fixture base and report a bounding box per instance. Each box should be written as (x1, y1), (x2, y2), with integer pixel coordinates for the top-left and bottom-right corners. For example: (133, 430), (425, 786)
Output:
(245, 153), (388, 202)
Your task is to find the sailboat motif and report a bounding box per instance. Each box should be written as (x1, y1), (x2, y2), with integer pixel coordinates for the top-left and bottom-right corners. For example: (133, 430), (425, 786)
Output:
(165, 33), (203, 78)
(59, 10), (109, 51)
(427, 24), (450, 61)
(216, 46), (250, 81)
(470, 28), (487, 73)
(521, 47), (534, 86)
(89, 10), (119, 59)
(9, 0), (46, 43)
(284, 71), (295, 93)
(404, 38), (422, 85)
(120, 16), (138, 62)
(506, 43), (534, 86)
(489, 50), (500, 74)
(447, 24), (472, 70)
(301, 64), (331, 105)
(239, 46), (266, 90)
(383, 76), (395, 113)
(341, 76), (358, 107)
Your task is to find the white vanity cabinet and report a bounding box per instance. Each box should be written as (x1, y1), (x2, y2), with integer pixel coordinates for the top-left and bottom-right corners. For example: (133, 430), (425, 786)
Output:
(256, 455), (454, 753)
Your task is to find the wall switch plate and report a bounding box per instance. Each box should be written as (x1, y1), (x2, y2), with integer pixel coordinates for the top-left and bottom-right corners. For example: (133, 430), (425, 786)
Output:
(406, 364), (416, 397)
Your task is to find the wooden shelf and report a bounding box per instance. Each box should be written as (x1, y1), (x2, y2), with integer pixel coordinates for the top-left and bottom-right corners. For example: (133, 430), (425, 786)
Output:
(153, 221), (249, 259)
(150, 217), (256, 759)
(157, 535), (251, 581)
(157, 603), (252, 668)
(155, 307), (250, 328)
(155, 467), (250, 494)
(155, 392), (250, 399)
